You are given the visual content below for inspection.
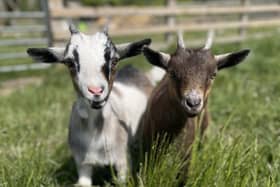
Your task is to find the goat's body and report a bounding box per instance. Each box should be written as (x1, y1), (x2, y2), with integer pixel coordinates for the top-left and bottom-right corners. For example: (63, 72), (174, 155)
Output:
(140, 33), (250, 186)
(140, 74), (209, 185)
(26, 27), (156, 186)
(69, 65), (155, 184)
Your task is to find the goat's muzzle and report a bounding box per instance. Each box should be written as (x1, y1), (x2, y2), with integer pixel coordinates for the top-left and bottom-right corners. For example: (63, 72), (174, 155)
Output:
(182, 91), (203, 116)
(87, 85), (108, 109)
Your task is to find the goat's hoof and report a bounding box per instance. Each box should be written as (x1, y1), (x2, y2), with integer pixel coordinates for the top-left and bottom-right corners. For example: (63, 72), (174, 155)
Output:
(74, 183), (92, 187)
(75, 177), (92, 187)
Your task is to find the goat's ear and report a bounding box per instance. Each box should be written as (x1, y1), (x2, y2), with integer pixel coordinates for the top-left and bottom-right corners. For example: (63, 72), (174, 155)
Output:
(116, 38), (151, 60)
(143, 47), (170, 70)
(215, 49), (250, 70)
(27, 47), (65, 63)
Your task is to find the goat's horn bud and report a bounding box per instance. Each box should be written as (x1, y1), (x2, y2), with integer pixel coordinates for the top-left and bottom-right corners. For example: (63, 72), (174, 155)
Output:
(177, 30), (185, 49)
(103, 25), (109, 35)
(69, 23), (79, 35)
(204, 29), (215, 50)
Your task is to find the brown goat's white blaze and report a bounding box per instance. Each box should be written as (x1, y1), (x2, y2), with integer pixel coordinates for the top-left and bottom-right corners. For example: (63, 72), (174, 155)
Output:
(141, 31), (250, 182)
(27, 24), (157, 186)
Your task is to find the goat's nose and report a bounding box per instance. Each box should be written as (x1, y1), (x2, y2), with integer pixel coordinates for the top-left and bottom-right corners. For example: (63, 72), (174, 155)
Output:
(186, 96), (201, 108)
(88, 86), (103, 96)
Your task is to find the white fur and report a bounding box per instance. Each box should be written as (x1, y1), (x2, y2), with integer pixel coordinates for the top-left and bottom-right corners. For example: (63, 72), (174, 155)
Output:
(64, 32), (150, 185)
(66, 32), (110, 103)
(69, 82), (148, 185)
(28, 30), (152, 186)
(146, 67), (165, 86)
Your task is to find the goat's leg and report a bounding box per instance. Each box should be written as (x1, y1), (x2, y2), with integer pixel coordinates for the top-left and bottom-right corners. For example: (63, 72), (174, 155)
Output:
(174, 119), (196, 186)
(115, 158), (128, 183)
(76, 164), (92, 187)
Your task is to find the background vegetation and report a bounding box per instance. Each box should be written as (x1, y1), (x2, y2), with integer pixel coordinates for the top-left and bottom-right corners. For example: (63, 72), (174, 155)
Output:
(0, 35), (280, 186)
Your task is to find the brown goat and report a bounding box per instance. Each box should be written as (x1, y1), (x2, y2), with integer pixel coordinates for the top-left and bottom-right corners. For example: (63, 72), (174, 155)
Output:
(140, 32), (250, 179)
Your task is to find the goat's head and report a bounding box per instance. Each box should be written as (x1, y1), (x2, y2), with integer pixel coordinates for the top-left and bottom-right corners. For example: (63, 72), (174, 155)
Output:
(27, 24), (151, 109)
(143, 31), (250, 116)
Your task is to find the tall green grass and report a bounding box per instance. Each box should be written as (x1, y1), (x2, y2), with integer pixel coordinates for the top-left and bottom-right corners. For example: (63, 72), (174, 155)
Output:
(1, 35), (280, 186)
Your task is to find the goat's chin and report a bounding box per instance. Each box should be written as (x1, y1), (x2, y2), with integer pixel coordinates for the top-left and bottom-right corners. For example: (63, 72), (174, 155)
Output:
(83, 91), (108, 109)
(186, 112), (199, 118)
(182, 104), (202, 117)
(91, 100), (106, 109)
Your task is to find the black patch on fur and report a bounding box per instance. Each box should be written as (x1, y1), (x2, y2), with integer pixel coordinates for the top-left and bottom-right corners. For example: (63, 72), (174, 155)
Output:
(64, 43), (70, 56)
(116, 65), (152, 91)
(102, 37), (118, 80)
(104, 40), (112, 62)
(27, 48), (60, 63)
(73, 48), (80, 72)
(102, 43), (111, 80)
(102, 63), (110, 81)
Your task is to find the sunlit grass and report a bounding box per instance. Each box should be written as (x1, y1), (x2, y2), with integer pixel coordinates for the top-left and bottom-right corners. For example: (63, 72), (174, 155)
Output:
(1, 35), (280, 186)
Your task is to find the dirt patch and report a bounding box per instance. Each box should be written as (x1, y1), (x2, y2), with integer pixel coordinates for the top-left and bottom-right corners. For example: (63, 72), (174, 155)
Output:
(0, 77), (43, 96)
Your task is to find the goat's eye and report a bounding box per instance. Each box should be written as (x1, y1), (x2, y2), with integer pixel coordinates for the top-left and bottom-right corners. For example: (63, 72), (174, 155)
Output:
(111, 58), (118, 67)
(64, 58), (76, 69)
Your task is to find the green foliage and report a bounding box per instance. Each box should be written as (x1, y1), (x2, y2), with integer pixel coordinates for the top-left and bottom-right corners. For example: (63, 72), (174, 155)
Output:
(18, 0), (40, 11)
(1, 35), (280, 186)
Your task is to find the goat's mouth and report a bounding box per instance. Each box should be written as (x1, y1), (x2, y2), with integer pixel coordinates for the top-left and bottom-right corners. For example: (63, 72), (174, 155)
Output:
(185, 109), (200, 117)
(181, 102), (203, 117)
(91, 100), (106, 109)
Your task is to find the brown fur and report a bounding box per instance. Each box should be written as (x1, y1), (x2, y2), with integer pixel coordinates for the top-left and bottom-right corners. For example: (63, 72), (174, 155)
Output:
(141, 48), (216, 149)
(140, 44), (250, 183)
(141, 78), (209, 151)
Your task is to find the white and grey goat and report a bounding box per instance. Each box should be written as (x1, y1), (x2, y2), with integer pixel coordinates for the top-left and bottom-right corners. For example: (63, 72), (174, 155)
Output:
(27, 25), (160, 186)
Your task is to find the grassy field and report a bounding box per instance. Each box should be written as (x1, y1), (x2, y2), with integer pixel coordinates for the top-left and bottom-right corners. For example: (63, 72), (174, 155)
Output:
(0, 35), (280, 187)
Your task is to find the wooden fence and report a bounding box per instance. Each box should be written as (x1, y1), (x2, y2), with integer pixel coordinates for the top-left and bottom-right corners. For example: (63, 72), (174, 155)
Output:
(49, 0), (280, 48)
(1, 0), (280, 72)
(0, 0), (52, 72)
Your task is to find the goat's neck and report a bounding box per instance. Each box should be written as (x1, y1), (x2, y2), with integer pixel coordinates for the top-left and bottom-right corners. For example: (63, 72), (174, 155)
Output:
(164, 77), (188, 121)
(147, 76), (189, 135)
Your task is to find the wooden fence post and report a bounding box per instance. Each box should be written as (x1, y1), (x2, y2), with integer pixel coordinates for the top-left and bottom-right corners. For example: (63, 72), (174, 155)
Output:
(165, 0), (176, 44)
(278, 0), (280, 17)
(40, 0), (53, 47)
(239, 0), (250, 40)
(3, 0), (19, 26)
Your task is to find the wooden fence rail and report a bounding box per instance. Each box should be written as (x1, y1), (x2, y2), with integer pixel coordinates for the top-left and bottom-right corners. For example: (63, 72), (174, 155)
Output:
(49, 1), (280, 47)
(0, 12), (45, 19)
(53, 19), (280, 39)
(1, 0), (280, 72)
(51, 5), (280, 18)
(0, 25), (47, 33)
